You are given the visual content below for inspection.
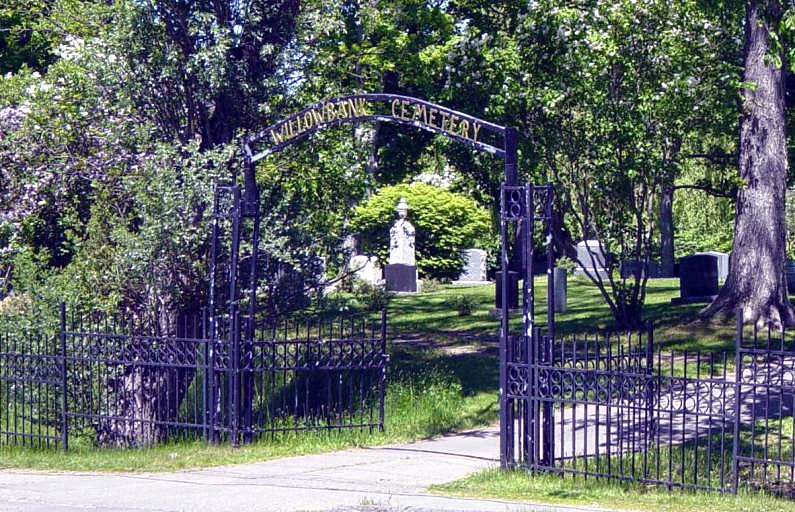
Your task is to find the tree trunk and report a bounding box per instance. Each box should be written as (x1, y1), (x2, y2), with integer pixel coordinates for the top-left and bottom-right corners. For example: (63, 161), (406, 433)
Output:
(94, 313), (200, 447)
(701, 0), (794, 327)
(660, 185), (675, 277)
(95, 341), (197, 447)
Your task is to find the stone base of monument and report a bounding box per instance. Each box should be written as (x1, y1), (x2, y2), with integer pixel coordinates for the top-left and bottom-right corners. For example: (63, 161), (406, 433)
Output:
(452, 280), (490, 286)
(385, 264), (418, 293)
(670, 295), (717, 305)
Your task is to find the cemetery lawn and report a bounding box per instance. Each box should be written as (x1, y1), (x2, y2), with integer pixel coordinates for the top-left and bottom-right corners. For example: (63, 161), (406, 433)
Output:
(389, 277), (736, 352)
(430, 468), (795, 512)
(1, 277), (726, 472)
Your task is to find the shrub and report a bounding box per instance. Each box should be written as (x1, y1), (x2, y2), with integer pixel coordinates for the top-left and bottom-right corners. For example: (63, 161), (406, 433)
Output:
(352, 279), (392, 312)
(349, 183), (492, 281)
(450, 294), (476, 316)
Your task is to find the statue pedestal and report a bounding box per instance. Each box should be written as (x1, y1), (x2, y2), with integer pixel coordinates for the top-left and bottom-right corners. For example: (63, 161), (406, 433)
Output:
(385, 264), (417, 293)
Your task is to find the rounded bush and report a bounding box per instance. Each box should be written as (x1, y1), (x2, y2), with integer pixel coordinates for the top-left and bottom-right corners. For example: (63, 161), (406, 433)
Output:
(350, 184), (492, 281)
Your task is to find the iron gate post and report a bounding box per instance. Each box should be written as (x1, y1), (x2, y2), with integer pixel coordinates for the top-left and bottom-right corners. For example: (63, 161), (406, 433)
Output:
(241, 142), (259, 443)
(523, 184), (535, 468)
(732, 309), (743, 493)
(542, 184), (555, 466)
(504, 128), (517, 186)
(228, 186), (242, 447)
(59, 302), (68, 452)
(379, 309), (387, 432)
(499, 183), (512, 468)
(207, 187), (222, 443)
(202, 308), (210, 442)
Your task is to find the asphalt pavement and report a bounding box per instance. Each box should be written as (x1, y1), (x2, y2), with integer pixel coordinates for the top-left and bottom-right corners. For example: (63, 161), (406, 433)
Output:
(0, 425), (607, 512)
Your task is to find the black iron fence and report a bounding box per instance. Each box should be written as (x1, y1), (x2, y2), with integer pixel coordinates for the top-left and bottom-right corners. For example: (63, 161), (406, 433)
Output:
(1, 304), (387, 449)
(0, 326), (64, 449)
(507, 318), (795, 496)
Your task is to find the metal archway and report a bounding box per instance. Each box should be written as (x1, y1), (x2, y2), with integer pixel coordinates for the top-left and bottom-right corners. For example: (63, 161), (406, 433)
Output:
(210, 93), (521, 337)
(207, 94), (553, 457)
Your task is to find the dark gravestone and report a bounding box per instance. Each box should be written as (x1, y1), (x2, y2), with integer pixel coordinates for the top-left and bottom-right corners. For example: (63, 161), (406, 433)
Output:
(671, 254), (719, 304)
(385, 263), (417, 293)
(495, 271), (520, 310)
(531, 253), (548, 275)
(786, 260), (795, 294)
(620, 260), (660, 279)
(553, 267), (567, 313)
(696, 251), (729, 283)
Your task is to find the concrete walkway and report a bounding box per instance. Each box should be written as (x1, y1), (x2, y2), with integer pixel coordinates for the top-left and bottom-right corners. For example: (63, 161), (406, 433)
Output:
(0, 426), (605, 512)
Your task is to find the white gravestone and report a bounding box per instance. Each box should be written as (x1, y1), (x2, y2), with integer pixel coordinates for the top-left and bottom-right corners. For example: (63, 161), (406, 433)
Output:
(385, 197), (418, 292)
(349, 255), (382, 286)
(454, 249), (488, 285)
(574, 239), (608, 278)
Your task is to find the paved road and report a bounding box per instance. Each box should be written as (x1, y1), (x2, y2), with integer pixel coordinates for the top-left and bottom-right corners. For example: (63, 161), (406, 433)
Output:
(0, 426), (605, 512)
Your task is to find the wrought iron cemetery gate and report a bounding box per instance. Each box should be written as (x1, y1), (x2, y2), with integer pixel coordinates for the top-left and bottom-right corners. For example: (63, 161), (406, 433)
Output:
(212, 93), (528, 446)
(0, 93), (530, 450)
(4, 92), (795, 497)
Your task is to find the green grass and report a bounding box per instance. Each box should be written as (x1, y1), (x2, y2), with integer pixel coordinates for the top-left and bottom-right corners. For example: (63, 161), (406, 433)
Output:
(387, 277), (734, 351)
(431, 468), (795, 512)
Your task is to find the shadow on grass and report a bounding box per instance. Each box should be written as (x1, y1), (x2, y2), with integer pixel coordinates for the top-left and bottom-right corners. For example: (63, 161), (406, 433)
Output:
(386, 278), (737, 353)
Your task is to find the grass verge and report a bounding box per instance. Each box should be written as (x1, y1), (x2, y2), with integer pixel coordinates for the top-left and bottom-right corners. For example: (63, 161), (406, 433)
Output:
(431, 468), (795, 512)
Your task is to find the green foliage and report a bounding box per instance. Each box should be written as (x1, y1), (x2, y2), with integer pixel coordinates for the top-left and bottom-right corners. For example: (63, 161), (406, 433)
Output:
(349, 183), (492, 281)
(674, 189), (735, 257)
(351, 279), (393, 312)
(449, 294), (475, 316)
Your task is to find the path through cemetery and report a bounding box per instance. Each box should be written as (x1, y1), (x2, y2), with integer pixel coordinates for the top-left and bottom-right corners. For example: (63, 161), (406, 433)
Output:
(551, 357), (795, 460)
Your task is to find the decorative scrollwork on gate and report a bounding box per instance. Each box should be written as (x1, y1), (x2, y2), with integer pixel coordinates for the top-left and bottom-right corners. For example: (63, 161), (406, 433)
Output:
(502, 186), (526, 220)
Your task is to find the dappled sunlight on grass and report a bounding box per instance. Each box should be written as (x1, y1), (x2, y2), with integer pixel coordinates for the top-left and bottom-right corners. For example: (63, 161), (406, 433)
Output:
(387, 277), (735, 352)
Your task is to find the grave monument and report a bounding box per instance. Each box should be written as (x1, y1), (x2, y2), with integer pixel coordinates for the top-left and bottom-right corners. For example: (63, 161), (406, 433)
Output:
(454, 248), (489, 285)
(574, 240), (608, 278)
(385, 198), (419, 292)
(671, 254), (719, 304)
(349, 254), (382, 286)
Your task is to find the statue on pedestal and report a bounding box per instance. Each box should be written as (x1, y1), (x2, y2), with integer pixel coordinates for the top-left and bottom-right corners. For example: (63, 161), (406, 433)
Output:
(385, 197), (418, 292)
(389, 198), (416, 266)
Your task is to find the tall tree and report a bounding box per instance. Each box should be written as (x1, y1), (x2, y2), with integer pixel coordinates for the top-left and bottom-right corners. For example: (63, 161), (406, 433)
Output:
(702, 0), (794, 326)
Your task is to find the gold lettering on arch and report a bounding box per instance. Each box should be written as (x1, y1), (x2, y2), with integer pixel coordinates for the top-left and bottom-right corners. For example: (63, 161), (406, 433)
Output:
(269, 97), (487, 146)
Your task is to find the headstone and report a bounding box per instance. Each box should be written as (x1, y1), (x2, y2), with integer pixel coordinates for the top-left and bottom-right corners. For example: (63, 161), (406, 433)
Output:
(574, 240), (608, 278)
(385, 197), (418, 293)
(620, 260), (661, 279)
(671, 254), (719, 304)
(553, 267), (567, 313)
(786, 260), (795, 294)
(696, 251), (729, 283)
(531, 253), (548, 275)
(453, 249), (488, 285)
(495, 271), (519, 310)
(349, 255), (382, 286)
